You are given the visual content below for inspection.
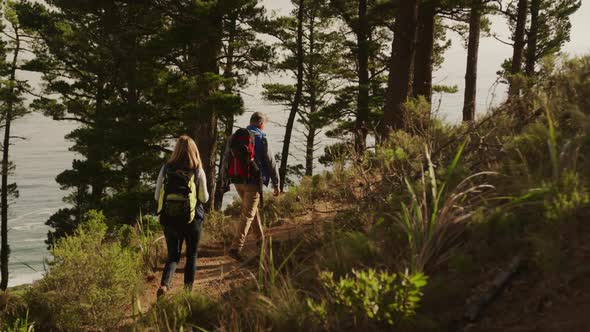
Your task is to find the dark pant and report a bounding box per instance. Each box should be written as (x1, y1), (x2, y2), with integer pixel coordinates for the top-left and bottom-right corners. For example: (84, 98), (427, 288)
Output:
(160, 218), (203, 290)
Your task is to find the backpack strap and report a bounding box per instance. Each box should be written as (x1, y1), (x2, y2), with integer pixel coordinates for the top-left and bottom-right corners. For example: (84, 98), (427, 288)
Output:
(193, 167), (200, 205)
(156, 164), (170, 216)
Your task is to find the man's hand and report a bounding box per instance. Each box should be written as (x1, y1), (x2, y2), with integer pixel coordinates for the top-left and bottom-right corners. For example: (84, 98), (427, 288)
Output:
(273, 186), (280, 197)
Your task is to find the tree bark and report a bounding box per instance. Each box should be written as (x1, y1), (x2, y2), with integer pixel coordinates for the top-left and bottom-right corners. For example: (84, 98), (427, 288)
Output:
(463, 0), (482, 122)
(214, 14), (238, 211)
(413, 0), (437, 102)
(508, 0), (528, 97)
(355, 0), (370, 153)
(1, 26), (20, 291)
(278, 0), (305, 192)
(306, 10), (317, 177)
(191, 8), (223, 211)
(305, 127), (315, 177)
(194, 112), (218, 212)
(382, 0), (420, 134)
(525, 0), (540, 77)
(90, 75), (105, 204)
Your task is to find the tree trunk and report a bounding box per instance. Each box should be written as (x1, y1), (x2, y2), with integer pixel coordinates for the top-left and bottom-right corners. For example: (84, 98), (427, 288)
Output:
(90, 76), (105, 204)
(305, 127), (315, 177)
(355, 0), (370, 153)
(525, 0), (540, 77)
(1, 26), (20, 291)
(413, 0), (437, 102)
(214, 14), (238, 211)
(306, 10), (317, 177)
(278, 0), (305, 192)
(191, 8), (223, 211)
(382, 0), (420, 134)
(508, 0), (528, 97)
(194, 112), (218, 211)
(463, 0), (482, 122)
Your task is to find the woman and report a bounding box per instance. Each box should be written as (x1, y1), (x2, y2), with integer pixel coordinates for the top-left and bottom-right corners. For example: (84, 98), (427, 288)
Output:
(155, 135), (209, 296)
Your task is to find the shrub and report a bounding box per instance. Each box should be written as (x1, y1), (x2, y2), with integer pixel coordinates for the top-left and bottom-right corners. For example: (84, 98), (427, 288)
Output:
(393, 144), (494, 273)
(26, 210), (142, 331)
(309, 269), (427, 329)
(318, 231), (377, 276)
(140, 291), (220, 331)
(1, 311), (34, 332)
(201, 209), (236, 245)
(116, 213), (165, 273)
(543, 171), (590, 223)
(253, 282), (322, 332)
(0, 292), (28, 330)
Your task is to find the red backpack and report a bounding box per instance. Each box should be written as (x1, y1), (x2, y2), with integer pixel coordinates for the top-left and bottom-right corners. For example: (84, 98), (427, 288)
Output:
(227, 128), (260, 183)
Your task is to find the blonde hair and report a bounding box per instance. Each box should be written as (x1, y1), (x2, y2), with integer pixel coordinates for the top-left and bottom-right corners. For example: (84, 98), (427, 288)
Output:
(168, 135), (202, 170)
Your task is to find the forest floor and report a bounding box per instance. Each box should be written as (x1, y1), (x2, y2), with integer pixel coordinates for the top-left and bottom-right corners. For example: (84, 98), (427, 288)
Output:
(466, 222), (590, 332)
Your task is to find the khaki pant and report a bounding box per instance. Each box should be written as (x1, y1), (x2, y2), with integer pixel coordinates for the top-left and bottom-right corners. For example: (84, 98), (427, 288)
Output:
(232, 184), (264, 251)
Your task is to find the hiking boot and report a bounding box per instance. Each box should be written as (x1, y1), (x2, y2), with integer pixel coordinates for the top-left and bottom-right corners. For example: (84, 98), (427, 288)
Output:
(228, 248), (244, 261)
(156, 286), (168, 298)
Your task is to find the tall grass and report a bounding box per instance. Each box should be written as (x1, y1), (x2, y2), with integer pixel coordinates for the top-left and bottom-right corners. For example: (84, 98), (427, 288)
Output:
(1, 311), (34, 332)
(257, 236), (304, 290)
(136, 211), (165, 272)
(395, 143), (495, 273)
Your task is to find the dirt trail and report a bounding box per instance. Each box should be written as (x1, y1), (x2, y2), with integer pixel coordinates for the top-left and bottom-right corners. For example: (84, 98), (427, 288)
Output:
(140, 218), (322, 311)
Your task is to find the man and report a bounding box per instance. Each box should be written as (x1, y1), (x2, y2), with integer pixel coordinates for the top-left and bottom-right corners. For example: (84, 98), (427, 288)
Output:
(221, 112), (280, 260)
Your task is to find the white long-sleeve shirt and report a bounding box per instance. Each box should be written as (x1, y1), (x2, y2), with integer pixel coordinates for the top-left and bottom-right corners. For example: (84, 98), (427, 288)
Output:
(154, 165), (209, 203)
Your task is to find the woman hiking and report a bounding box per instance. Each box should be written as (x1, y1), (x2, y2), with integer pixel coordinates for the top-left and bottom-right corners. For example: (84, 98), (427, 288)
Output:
(155, 135), (209, 297)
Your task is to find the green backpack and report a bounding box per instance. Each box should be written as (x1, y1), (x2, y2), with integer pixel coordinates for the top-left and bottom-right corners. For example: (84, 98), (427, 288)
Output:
(157, 165), (199, 224)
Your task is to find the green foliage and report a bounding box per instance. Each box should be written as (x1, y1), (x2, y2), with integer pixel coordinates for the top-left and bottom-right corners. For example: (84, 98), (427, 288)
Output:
(0, 292), (28, 330)
(201, 210), (235, 245)
(1, 311), (34, 332)
(253, 282), (321, 332)
(543, 171), (590, 223)
(262, 0), (343, 177)
(26, 210), (142, 331)
(140, 291), (220, 332)
(257, 236), (303, 290)
(394, 143), (494, 273)
(312, 269), (427, 327)
(218, 281), (321, 332)
(129, 212), (165, 272)
(319, 231), (377, 276)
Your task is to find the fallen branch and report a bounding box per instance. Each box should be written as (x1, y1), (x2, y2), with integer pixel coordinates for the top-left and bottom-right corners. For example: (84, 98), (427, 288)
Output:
(463, 254), (524, 323)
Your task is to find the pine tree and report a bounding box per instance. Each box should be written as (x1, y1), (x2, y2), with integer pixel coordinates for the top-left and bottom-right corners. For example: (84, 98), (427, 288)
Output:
(508, 0), (528, 97)
(151, 0), (244, 210)
(18, 0), (170, 241)
(463, 0), (483, 121)
(413, 0), (439, 102)
(382, 0), (420, 132)
(525, 0), (581, 79)
(0, 0), (31, 290)
(329, 0), (395, 152)
(262, 0), (341, 179)
(257, 0), (306, 191)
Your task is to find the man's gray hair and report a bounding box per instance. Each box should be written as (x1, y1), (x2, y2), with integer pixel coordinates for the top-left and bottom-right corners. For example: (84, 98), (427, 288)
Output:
(250, 112), (267, 126)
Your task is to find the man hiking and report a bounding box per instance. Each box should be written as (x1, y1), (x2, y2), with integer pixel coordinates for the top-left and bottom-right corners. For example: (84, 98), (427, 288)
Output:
(221, 112), (280, 260)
